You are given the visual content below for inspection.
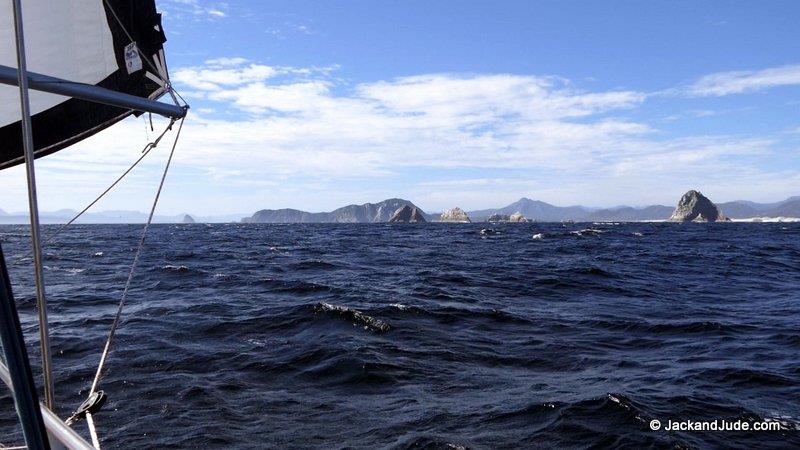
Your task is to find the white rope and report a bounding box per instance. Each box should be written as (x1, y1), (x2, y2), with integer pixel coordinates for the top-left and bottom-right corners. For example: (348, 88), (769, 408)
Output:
(85, 413), (101, 449)
(10, 119), (177, 268)
(74, 112), (186, 447)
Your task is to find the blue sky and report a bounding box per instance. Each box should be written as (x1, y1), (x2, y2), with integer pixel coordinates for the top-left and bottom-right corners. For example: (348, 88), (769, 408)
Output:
(2, 0), (800, 215)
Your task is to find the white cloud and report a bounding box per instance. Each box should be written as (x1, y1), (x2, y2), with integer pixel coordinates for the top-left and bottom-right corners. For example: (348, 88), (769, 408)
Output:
(685, 64), (800, 96)
(204, 57), (248, 67)
(172, 63), (279, 91)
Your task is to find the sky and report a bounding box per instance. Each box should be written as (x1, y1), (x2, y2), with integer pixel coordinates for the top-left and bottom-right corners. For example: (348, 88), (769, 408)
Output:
(2, 0), (800, 216)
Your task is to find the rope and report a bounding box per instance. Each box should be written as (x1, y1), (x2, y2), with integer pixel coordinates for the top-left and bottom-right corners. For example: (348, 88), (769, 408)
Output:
(90, 113), (185, 394)
(85, 413), (100, 449)
(66, 112), (186, 445)
(10, 119), (177, 267)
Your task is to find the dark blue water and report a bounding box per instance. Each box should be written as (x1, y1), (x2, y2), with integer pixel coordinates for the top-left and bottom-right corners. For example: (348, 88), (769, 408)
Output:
(1, 223), (799, 449)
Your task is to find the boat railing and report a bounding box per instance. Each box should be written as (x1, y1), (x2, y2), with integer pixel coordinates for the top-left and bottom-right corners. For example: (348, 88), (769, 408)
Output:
(1, 362), (94, 450)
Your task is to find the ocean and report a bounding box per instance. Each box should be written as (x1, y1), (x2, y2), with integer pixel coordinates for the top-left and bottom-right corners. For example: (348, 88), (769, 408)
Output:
(0, 222), (799, 448)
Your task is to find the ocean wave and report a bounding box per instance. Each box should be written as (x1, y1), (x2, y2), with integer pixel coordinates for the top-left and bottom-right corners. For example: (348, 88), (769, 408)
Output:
(313, 302), (392, 333)
(570, 228), (606, 237)
(42, 265), (86, 275)
(691, 368), (796, 387)
(289, 260), (339, 271)
(580, 319), (756, 335)
(257, 278), (339, 294)
(392, 436), (468, 450)
(299, 355), (404, 387)
(485, 393), (652, 441)
(161, 264), (190, 272)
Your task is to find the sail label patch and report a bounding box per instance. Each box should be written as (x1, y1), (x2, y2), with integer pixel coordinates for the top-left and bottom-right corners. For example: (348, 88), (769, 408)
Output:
(124, 42), (143, 74)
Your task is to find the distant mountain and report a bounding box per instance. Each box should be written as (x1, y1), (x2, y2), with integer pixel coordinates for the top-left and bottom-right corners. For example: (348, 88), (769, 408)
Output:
(245, 198), (431, 223)
(716, 201), (762, 218)
(763, 197), (800, 217)
(468, 198), (591, 222)
(587, 205), (673, 222)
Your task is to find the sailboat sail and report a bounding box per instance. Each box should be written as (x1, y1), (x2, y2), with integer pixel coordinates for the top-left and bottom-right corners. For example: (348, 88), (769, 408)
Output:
(0, 0), (170, 170)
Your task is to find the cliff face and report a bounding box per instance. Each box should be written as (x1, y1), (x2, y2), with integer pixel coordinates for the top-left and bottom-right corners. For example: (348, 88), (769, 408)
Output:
(330, 198), (417, 223)
(389, 205), (427, 223)
(440, 207), (471, 223)
(669, 190), (730, 222)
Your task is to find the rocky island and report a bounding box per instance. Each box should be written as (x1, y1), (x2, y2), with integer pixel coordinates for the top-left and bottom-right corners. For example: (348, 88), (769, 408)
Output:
(439, 207), (471, 223)
(389, 205), (427, 223)
(182, 214), (196, 224)
(487, 213), (510, 222)
(669, 190), (730, 222)
(487, 212), (531, 222)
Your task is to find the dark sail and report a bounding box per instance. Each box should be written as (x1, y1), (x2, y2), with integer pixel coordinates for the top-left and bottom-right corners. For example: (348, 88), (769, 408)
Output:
(0, 0), (171, 170)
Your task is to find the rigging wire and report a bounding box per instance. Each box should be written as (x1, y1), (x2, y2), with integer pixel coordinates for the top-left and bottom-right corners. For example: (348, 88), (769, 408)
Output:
(10, 119), (177, 268)
(66, 111), (187, 447)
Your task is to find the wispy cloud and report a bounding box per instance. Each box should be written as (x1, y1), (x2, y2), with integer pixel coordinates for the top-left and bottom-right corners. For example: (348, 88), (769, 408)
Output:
(684, 64), (800, 96)
(161, 0), (228, 21)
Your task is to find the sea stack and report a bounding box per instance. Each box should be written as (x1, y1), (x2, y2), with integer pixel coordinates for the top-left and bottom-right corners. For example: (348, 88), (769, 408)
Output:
(182, 214), (196, 224)
(388, 205), (426, 223)
(669, 190), (730, 222)
(508, 212), (530, 222)
(440, 207), (471, 223)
